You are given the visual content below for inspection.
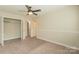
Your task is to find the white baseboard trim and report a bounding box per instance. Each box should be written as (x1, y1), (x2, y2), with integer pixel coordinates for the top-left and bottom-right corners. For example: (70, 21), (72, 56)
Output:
(4, 36), (21, 41)
(37, 36), (79, 50)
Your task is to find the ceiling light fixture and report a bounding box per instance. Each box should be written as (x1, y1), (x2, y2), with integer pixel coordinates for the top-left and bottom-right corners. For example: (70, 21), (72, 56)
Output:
(28, 11), (33, 15)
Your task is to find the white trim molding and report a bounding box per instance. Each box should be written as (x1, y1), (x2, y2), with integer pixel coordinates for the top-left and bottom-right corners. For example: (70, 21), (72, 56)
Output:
(37, 36), (79, 50)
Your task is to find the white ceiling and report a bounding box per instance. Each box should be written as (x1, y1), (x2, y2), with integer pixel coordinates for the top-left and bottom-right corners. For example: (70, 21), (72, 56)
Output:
(0, 5), (66, 16)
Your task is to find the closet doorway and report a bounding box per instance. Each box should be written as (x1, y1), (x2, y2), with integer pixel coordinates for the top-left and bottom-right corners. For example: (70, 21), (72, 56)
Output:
(4, 18), (22, 41)
(0, 17), (23, 46)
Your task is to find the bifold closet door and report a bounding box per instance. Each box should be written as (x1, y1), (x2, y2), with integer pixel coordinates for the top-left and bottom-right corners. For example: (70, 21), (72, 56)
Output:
(0, 17), (4, 46)
(4, 18), (21, 40)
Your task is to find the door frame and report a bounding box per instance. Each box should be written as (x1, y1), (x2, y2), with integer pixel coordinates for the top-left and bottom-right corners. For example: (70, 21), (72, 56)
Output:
(0, 16), (4, 46)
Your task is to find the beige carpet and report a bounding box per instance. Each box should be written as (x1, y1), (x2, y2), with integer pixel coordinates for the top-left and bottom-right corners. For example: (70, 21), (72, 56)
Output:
(0, 37), (79, 54)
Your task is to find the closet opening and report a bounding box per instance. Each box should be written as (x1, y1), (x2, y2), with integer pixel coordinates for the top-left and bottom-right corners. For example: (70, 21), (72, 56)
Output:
(4, 18), (22, 42)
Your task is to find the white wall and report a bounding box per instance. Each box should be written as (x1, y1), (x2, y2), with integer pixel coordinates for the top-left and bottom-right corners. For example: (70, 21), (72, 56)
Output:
(0, 17), (2, 42)
(0, 16), (4, 45)
(37, 6), (79, 49)
(0, 10), (27, 40)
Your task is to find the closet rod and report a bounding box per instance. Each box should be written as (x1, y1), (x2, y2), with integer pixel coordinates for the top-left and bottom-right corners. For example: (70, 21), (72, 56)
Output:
(4, 21), (11, 23)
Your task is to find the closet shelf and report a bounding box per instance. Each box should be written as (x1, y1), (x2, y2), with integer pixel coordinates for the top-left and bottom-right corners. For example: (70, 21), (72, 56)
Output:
(4, 21), (10, 23)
